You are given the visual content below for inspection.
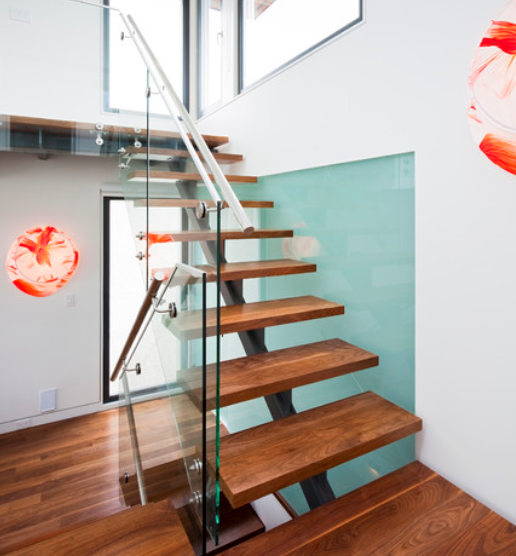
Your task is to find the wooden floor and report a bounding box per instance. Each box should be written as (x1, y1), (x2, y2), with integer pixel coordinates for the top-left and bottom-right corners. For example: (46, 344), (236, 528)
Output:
(0, 399), (183, 555)
(0, 397), (263, 556)
(2, 404), (516, 556)
(7, 499), (195, 556)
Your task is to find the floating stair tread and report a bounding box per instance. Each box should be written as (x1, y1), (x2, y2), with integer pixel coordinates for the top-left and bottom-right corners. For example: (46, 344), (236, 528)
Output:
(219, 391), (422, 508)
(223, 461), (516, 556)
(8, 499), (194, 556)
(133, 199), (273, 208)
(127, 170), (257, 184)
(153, 259), (316, 283)
(151, 229), (293, 243)
(166, 296), (344, 340)
(180, 339), (378, 410)
(124, 146), (243, 164)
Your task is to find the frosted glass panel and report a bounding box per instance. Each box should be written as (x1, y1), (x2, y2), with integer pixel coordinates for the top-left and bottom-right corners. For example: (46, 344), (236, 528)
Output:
(225, 152), (415, 514)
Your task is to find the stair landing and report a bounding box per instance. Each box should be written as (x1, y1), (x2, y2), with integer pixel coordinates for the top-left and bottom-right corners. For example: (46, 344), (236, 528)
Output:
(223, 461), (516, 556)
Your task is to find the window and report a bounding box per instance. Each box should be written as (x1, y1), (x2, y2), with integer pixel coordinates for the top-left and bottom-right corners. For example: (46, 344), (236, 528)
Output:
(198, 0), (224, 115)
(103, 0), (189, 114)
(103, 198), (172, 402)
(238, 0), (363, 91)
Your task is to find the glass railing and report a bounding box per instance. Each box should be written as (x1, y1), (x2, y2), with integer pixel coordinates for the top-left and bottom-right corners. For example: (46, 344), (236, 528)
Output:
(115, 257), (221, 553)
(0, 0), (233, 551)
(112, 64), (226, 548)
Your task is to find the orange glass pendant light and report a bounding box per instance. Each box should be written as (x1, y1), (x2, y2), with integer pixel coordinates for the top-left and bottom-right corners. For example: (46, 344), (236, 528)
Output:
(5, 226), (79, 297)
(468, 0), (516, 175)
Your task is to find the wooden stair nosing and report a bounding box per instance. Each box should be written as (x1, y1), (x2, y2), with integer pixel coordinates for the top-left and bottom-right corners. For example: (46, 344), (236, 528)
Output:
(124, 146), (244, 164)
(178, 339), (379, 410)
(133, 199), (274, 209)
(127, 170), (257, 184)
(166, 296), (344, 340)
(146, 229), (293, 243)
(152, 259), (316, 284)
(219, 391), (422, 508)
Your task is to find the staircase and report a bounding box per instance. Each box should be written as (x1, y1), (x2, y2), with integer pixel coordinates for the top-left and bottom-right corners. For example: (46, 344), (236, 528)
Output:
(93, 19), (420, 550)
(113, 124), (423, 555)
(5, 123), (516, 555)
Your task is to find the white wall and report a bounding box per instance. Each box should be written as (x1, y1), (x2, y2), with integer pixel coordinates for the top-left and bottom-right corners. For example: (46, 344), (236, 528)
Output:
(0, 0), (106, 123)
(0, 0), (168, 127)
(198, 0), (516, 525)
(0, 153), (118, 433)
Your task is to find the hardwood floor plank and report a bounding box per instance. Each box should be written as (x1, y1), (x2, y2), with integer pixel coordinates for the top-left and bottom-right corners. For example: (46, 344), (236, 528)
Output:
(7, 500), (195, 556)
(432, 512), (516, 556)
(0, 397), (261, 555)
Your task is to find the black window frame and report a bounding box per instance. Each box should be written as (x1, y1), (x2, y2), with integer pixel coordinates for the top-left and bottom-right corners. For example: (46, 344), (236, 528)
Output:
(237, 0), (364, 93)
(102, 197), (171, 404)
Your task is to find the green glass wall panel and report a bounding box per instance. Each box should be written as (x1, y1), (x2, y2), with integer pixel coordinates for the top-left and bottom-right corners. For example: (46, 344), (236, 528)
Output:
(224, 152), (415, 514)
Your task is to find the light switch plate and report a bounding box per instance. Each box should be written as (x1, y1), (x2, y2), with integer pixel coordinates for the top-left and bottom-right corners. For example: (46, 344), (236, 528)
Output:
(10, 6), (32, 23)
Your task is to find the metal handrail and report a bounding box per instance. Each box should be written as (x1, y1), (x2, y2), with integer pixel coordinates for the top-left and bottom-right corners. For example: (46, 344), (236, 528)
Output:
(120, 13), (255, 235)
(110, 272), (165, 382)
(110, 263), (206, 383)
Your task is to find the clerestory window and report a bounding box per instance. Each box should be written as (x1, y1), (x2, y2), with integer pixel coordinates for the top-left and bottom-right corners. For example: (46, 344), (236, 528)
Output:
(239, 0), (363, 91)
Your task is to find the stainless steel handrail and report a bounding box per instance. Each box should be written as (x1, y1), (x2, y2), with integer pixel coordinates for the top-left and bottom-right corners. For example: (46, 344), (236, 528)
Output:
(119, 13), (255, 235)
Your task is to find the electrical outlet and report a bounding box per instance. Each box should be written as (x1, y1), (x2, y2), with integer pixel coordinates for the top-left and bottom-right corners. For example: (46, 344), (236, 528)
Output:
(65, 294), (76, 308)
(10, 6), (32, 23)
(15, 418), (32, 430)
(40, 389), (57, 413)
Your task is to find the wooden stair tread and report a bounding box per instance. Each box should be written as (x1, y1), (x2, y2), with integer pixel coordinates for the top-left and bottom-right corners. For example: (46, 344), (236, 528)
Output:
(8, 499), (194, 556)
(179, 339), (378, 409)
(133, 199), (273, 208)
(166, 296), (344, 340)
(223, 461), (516, 556)
(153, 259), (316, 283)
(127, 170), (257, 184)
(219, 391), (422, 508)
(147, 229), (293, 243)
(124, 146), (243, 164)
